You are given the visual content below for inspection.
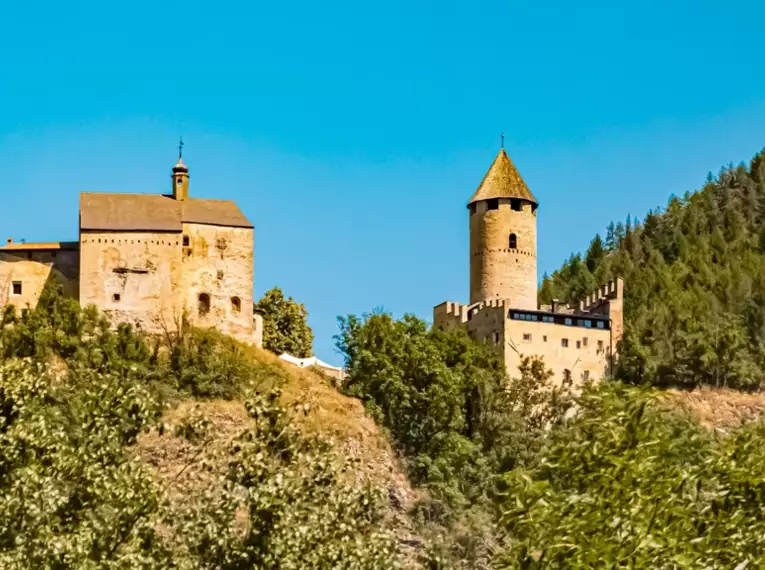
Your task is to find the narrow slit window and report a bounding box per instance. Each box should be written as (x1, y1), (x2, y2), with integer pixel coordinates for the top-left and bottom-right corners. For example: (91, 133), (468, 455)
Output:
(231, 296), (241, 313)
(509, 233), (517, 249)
(183, 235), (190, 247)
(563, 369), (572, 386)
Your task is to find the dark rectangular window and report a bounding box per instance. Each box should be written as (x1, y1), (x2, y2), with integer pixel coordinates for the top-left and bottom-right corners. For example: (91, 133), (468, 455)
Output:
(112, 293), (121, 302)
(523, 333), (531, 341)
(576, 340), (581, 349)
(511, 199), (521, 211)
(183, 235), (190, 247)
(11, 281), (22, 295)
(469, 203), (477, 215)
(561, 338), (569, 348)
(487, 198), (499, 210)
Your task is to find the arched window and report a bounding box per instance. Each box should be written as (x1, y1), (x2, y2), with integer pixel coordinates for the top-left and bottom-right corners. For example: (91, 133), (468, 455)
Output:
(198, 293), (210, 316)
(231, 296), (241, 313)
(509, 233), (517, 249)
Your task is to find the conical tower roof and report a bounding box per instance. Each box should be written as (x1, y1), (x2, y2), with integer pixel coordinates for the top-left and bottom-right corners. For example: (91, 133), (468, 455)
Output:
(468, 148), (537, 206)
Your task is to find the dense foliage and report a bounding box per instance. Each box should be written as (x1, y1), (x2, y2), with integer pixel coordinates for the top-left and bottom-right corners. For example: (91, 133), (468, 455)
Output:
(337, 312), (569, 567)
(497, 384), (765, 569)
(255, 287), (314, 358)
(0, 287), (399, 568)
(540, 150), (765, 389)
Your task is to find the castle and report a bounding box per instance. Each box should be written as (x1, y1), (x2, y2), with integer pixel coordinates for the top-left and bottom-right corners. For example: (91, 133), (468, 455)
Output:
(0, 152), (263, 346)
(434, 147), (623, 387)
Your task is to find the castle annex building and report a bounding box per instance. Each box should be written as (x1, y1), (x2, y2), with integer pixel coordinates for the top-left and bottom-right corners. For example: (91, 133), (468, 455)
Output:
(0, 153), (263, 346)
(434, 148), (623, 387)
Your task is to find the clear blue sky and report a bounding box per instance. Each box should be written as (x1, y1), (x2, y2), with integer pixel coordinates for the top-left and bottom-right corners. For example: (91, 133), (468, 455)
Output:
(1, 0), (764, 364)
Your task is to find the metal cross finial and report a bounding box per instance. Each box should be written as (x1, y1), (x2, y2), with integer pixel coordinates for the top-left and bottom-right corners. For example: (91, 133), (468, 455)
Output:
(178, 137), (184, 160)
(500, 133), (505, 150)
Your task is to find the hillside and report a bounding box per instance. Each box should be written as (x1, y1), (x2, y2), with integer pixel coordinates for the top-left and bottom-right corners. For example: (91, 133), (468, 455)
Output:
(540, 149), (765, 389)
(0, 289), (425, 568)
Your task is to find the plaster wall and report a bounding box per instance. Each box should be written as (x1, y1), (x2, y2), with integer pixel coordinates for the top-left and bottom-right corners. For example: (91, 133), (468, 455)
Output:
(502, 319), (612, 389)
(0, 249), (80, 311)
(79, 232), (183, 333)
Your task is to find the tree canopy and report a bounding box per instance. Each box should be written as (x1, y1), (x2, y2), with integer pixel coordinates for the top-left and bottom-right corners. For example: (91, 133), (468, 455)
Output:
(254, 287), (314, 358)
(540, 149), (765, 389)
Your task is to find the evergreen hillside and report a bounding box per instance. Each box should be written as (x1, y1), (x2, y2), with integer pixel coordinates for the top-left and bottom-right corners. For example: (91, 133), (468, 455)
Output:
(540, 149), (765, 389)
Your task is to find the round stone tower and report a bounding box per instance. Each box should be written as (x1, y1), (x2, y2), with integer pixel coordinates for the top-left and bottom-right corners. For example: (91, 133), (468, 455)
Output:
(468, 148), (538, 309)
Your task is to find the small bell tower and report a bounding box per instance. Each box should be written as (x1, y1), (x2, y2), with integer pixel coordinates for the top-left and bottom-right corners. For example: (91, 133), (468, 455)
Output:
(172, 138), (189, 201)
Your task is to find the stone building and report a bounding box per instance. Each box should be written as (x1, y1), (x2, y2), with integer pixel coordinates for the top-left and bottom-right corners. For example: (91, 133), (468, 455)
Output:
(1, 153), (263, 346)
(434, 147), (623, 387)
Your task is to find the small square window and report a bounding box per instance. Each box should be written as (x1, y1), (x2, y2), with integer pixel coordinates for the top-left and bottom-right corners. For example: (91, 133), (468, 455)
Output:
(511, 199), (521, 211)
(561, 338), (569, 348)
(523, 333), (532, 341)
(11, 281), (22, 295)
(112, 293), (121, 302)
(217, 270), (224, 280)
(597, 321), (605, 329)
(598, 340), (604, 350)
(487, 198), (499, 210)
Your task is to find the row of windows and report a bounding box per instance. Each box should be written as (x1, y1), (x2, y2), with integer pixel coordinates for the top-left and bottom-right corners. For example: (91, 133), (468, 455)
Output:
(521, 333), (604, 351)
(511, 312), (608, 329)
(469, 198), (526, 214)
(107, 291), (242, 315)
(562, 369), (590, 386)
(198, 293), (241, 315)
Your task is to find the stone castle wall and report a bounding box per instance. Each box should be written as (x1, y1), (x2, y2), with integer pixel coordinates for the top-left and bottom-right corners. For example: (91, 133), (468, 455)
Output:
(79, 232), (184, 333)
(180, 223), (255, 340)
(469, 199), (537, 309)
(0, 247), (80, 311)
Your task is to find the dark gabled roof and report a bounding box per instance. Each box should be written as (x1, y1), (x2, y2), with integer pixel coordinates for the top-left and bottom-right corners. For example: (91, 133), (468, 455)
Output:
(79, 193), (253, 232)
(468, 148), (538, 206)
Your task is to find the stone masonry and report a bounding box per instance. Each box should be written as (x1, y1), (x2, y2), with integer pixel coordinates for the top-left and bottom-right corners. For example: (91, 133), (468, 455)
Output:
(0, 154), (263, 347)
(435, 147), (624, 388)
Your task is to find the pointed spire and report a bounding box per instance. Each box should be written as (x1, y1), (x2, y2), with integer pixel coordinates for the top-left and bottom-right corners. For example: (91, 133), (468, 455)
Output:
(467, 147), (537, 206)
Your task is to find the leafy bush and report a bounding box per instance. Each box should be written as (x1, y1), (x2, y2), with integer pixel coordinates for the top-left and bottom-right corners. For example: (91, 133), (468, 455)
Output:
(496, 383), (765, 568)
(0, 287), (402, 568)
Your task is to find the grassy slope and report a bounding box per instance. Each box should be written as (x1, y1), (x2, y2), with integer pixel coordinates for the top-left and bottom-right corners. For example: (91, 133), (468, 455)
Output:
(133, 344), (422, 556)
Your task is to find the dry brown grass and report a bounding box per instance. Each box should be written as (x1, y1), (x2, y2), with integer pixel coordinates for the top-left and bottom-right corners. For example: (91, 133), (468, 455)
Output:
(664, 387), (765, 431)
(133, 344), (416, 516)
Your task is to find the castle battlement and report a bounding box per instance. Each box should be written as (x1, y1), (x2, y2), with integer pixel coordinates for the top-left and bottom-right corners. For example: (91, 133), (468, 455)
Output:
(432, 145), (625, 388)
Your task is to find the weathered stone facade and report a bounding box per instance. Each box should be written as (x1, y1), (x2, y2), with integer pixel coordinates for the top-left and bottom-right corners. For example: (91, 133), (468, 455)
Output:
(180, 223), (255, 339)
(469, 198), (537, 308)
(0, 242), (80, 311)
(0, 155), (262, 346)
(435, 148), (624, 388)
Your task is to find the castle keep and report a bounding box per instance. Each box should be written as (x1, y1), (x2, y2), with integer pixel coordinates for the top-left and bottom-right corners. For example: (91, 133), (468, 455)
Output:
(434, 148), (623, 387)
(0, 153), (263, 346)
